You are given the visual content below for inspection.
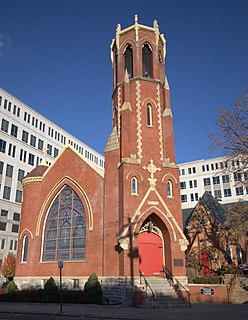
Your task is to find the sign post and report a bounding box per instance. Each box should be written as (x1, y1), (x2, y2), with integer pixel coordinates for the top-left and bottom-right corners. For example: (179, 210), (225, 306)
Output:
(58, 260), (63, 313)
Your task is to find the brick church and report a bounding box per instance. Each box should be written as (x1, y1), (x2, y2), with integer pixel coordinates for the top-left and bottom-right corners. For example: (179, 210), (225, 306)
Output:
(15, 16), (188, 291)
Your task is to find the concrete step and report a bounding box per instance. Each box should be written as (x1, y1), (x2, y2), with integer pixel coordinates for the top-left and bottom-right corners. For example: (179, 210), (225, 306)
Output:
(138, 276), (188, 308)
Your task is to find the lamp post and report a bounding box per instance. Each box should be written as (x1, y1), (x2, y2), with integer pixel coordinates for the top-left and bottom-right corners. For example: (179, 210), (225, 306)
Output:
(58, 260), (63, 314)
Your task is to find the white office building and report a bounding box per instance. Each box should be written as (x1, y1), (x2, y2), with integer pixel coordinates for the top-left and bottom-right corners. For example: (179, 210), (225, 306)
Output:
(0, 87), (104, 266)
(178, 157), (248, 210)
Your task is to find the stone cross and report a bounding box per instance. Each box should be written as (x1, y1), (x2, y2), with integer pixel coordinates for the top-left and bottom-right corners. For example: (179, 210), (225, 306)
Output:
(143, 159), (161, 188)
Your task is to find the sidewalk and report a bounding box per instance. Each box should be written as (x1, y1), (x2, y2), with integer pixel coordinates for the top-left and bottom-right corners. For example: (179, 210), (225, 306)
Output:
(0, 302), (248, 320)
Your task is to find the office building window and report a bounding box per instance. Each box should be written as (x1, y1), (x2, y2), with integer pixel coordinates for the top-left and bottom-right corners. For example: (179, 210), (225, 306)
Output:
(30, 135), (36, 147)
(1, 239), (5, 250)
(1, 119), (9, 133)
(0, 139), (7, 153)
(214, 190), (222, 199)
(11, 124), (18, 137)
(38, 139), (44, 151)
(3, 186), (11, 200)
(54, 148), (59, 158)
(15, 190), (23, 203)
(213, 176), (220, 185)
(190, 193), (194, 201)
(203, 178), (211, 186)
(10, 240), (13, 250)
(18, 169), (25, 181)
(222, 175), (230, 183)
(0, 222), (7, 231)
(180, 181), (186, 189)
(28, 153), (35, 166)
(6, 164), (13, 178)
(1, 209), (8, 217)
(181, 194), (187, 202)
(22, 130), (29, 143)
(13, 212), (20, 221)
(47, 144), (52, 156)
(233, 172), (242, 182)
(195, 193), (199, 201)
(12, 224), (19, 233)
(0, 161), (4, 174)
(235, 187), (244, 196)
(224, 188), (232, 197)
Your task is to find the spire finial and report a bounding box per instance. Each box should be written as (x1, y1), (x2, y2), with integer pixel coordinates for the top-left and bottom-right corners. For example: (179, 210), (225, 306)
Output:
(135, 15), (138, 24)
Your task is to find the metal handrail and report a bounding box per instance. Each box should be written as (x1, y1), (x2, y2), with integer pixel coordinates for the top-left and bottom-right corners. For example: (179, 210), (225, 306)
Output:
(139, 270), (156, 309)
(162, 265), (191, 308)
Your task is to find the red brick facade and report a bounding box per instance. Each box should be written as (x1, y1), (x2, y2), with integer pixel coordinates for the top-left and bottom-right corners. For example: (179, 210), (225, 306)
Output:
(15, 18), (188, 284)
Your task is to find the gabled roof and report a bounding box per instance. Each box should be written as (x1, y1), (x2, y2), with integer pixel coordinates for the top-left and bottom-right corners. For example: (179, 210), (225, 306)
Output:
(184, 191), (227, 228)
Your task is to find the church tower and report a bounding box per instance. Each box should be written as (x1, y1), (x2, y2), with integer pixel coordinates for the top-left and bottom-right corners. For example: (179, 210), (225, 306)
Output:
(104, 16), (188, 282)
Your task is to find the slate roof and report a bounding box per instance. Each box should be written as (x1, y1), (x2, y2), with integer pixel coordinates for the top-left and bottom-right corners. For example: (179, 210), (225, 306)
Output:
(183, 191), (227, 228)
(24, 165), (48, 179)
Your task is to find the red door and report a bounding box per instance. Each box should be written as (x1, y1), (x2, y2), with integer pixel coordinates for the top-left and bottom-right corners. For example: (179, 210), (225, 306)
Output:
(138, 231), (163, 276)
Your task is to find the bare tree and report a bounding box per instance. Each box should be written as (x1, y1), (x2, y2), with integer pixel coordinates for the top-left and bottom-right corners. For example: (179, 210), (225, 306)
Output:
(209, 87), (248, 177)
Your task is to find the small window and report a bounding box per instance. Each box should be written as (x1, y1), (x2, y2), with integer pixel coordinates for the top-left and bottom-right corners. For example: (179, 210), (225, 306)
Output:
(181, 194), (187, 203)
(0, 161), (4, 174)
(0, 139), (7, 153)
(1, 209), (8, 217)
(131, 177), (138, 195)
(180, 181), (186, 189)
(18, 169), (25, 181)
(124, 45), (133, 78)
(13, 212), (20, 221)
(0, 222), (7, 231)
(22, 130), (29, 143)
(142, 43), (153, 77)
(147, 104), (153, 127)
(167, 180), (173, 197)
(38, 139), (44, 151)
(11, 124), (18, 137)
(12, 224), (19, 233)
(6, 164), (13, 178)
(30, 135), (36, 147)
(15, 190), (23, 203)
(1, 119), (9, 133)
(28, 153), (35, 166)
(22, 235), (28, 263)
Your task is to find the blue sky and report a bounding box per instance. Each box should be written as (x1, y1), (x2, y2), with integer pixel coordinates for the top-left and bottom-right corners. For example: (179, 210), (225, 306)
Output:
(0, 0), (247, 163)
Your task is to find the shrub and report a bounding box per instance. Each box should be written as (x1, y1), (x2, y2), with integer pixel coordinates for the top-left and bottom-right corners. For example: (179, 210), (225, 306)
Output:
(62, 290), (84, 303)
(42, 277), (59, 303)
(5, 280), (19, 301)
(17, 289), (43, 302)
(192, 276), (221, 284)
(84, 272), (102, 304)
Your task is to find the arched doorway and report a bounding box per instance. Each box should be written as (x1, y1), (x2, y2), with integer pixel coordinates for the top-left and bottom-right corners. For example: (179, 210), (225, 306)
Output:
(138, 219), (164, 276)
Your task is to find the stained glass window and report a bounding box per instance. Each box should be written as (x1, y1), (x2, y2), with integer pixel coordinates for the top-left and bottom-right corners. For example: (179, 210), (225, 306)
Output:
(43, 185), (86, 261)
(22, 235), (28, 262)
(167, 180), (173, 198)
(131, 177), (138, 195)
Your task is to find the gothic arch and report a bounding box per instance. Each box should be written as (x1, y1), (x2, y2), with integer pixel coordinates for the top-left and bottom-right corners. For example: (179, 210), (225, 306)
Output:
(36, 176), (93, 237)
(162, 173), (178, 184)
(19, 228), (34, 240)
(126, 169), (144, 181)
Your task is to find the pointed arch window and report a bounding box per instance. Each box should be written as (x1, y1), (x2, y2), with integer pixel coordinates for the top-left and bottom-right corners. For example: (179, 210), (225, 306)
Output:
(142, 43), (153, 78)
(124, 45), (133, 78)
(147, 104), (153, 127)
(21, 235), (28, 263)
(131, 177), (138, 195)
(42, 185), (86, 261)
(167, 180), (173, 198)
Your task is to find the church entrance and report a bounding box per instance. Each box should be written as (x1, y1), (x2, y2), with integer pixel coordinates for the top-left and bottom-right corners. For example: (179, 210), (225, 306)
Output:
(138, 219), (164, 276)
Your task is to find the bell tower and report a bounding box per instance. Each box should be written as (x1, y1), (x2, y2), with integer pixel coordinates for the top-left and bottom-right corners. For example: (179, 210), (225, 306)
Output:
(104, 16), (188, 282)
